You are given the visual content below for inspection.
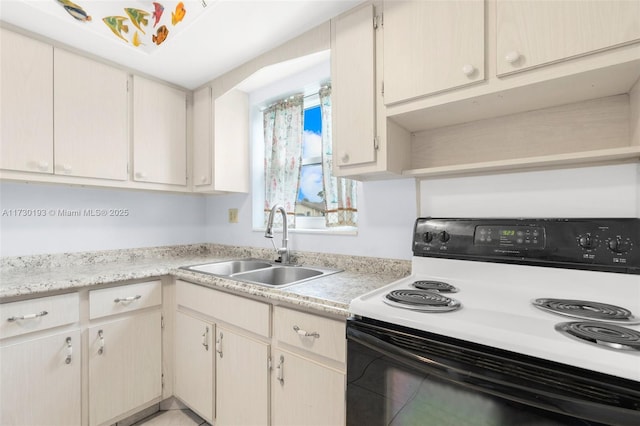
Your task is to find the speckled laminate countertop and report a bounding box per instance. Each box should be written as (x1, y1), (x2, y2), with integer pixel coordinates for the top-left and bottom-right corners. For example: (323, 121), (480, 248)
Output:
(0, 244), (411, 317)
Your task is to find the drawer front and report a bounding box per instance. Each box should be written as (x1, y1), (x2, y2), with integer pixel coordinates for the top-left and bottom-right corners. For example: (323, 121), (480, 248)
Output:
(89, 280), (162, 320)
(176, 280), (270, 337)
(274, 306), (346, 363)
(0, 292), (79, 339)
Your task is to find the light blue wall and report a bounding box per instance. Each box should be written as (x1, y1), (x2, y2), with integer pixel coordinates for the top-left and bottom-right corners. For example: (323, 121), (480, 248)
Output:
(204, 178), (418, 260)
(0, 178), (418, 259)
(2, 163), (637, 259)
(0, 182), (207, 256)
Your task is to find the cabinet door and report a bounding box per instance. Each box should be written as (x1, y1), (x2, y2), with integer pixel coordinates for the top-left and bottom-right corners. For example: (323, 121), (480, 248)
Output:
(54, 49), (128, 180)
(497, 0), (640, 75)
(193, 86), (213, 188)
(88, 310), (162, 426)
(0, 330), (81, 426)
(383, 0), (485, 104)
(174, 311), (214, 423)
(133, 76), (187, 186)
(272, 349), (345, 426)
(193, 87), (250, 193)
(0, 29), (53, 174)
(216, 327), (269, 426)
(332, 4), (377, 168)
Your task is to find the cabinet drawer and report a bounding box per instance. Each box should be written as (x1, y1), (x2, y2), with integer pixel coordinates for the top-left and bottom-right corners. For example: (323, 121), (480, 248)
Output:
(0, 292), (79, 339)
(176, 280), (270, 337)
(274, 307), (346, 363)
(89, 280), (161, 320)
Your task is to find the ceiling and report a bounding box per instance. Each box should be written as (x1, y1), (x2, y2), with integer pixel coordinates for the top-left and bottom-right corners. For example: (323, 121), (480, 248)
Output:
(0, 0), (362, 90)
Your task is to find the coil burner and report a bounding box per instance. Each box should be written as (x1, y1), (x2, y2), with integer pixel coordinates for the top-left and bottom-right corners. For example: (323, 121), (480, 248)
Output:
(384, 289), (461, 312)
(532, 298), (640, 325)
(412, 280), (459, 293)
(555, 321), (640, 351)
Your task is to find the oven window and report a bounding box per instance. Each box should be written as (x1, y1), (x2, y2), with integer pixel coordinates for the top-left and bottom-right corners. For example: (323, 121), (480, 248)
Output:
(347, 319), (639, 426)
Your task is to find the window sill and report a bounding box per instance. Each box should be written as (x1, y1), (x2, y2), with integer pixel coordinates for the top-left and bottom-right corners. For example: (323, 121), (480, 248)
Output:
(253, 227), (357, 236)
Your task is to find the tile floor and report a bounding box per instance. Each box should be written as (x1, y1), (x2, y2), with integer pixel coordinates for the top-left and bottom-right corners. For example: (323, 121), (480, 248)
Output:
(134, 409), (209, 426)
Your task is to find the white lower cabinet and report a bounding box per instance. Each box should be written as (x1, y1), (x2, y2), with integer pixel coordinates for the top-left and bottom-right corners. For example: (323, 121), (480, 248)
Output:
(174, 280), (347, 426)
(272, 306), (346, 426)
(0, 292), (81, 426)
(216, 326), (270, 426)
(88, 281), (163, 426)
(88, 310), (162, 426)
(271, 349), (345, 426)
(0, 330), (81, 426)
(174, 311), (215, 423)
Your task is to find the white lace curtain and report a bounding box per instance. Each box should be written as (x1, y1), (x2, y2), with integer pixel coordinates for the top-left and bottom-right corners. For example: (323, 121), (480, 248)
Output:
(319, 86), (358, 227)
(263, 94), (304, 228)
(263, 88), (357, 229)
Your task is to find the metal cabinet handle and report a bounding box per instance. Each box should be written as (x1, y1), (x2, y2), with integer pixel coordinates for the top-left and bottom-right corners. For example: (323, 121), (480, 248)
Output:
(7, 310), (48, 322)
(276, 355), (284, 384)
(216, 332), (223, 358)
(293, 325), (320, 338)
(65, 337), (73, 364)
(202, 326), (209, 351)
(98, 330), (105, 355)
(114, 295), (141, 303)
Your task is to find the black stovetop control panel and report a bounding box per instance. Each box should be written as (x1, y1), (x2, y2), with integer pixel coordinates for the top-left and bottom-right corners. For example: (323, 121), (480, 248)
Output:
(413, 218), (640, 274)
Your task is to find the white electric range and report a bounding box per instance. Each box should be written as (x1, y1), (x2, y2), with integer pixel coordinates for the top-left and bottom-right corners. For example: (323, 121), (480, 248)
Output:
(347, 218), (640, 425)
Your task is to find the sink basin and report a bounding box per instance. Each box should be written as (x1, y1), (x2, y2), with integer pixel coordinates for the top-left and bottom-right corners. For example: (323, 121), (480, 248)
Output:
(231, 266), (324, 286)
(182, 259), (272, 276)
(181, 259), (341, 288)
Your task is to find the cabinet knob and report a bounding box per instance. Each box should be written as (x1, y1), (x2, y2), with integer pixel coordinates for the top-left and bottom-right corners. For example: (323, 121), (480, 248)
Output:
(200, 176), (207, 183)
(59, 164), (72, 173)
(341, 153), (350, 164)
(505, 51), (521, 64)
(135, 172), (147, 179)
(461, 64), (476, 76)
(36, 161), (49, 171)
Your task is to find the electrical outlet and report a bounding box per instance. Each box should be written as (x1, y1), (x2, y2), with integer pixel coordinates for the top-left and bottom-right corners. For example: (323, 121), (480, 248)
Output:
(228, 208), (239, 223)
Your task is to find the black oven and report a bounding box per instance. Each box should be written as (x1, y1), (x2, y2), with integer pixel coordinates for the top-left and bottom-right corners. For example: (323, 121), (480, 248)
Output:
(347, 316), (640, 426)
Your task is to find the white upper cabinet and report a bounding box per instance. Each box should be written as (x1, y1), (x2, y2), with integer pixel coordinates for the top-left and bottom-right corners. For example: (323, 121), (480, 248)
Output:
(383, 0), (485, 105)
(332, 3), (377, 168)
(0, 28), (53, 174)
(193, 86), (249, 193)
(54, 49), (129, 180)
(497, 0), (640, 76)
(133, 75), (187, 186)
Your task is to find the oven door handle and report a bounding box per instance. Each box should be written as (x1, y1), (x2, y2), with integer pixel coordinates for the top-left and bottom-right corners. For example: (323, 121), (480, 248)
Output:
(348, 326), (640, 426)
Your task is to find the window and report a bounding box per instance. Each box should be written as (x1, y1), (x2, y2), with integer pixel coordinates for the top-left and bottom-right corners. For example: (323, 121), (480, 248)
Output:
(296, 96), (325, 221)
(247, 52), (357, 233)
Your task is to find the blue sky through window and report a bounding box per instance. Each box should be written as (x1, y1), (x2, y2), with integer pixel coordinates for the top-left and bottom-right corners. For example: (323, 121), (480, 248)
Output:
(297, 105), (324, 205)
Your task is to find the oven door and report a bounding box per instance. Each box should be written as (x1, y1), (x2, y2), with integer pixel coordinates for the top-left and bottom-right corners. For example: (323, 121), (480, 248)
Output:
(347, 317), (640, 426)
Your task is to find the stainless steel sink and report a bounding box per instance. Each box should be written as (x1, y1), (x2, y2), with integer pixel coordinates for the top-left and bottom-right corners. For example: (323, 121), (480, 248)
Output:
(231, 266), (324, 286)
(180, 259), (341, 288)
(182, 259), (272, 276)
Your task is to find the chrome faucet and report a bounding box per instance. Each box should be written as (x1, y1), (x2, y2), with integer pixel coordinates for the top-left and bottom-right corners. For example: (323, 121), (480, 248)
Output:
(265, 205), (290, 264)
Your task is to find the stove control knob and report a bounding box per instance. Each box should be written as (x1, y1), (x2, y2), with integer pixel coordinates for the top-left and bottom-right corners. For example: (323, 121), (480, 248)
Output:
(439, 231), (451, 243)
(578, 233), (595, 249)
(607, 237), (631, 254)
(423, 232), (433, 243)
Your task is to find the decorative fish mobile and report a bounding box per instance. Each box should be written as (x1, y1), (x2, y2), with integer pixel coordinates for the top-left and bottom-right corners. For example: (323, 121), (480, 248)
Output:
(56, 0), (91, 22)
(152, 2), (164, 28)
(152, 25), (169, 45)
(75, 1), (207, 50)
(102, 16), (129, 43)
(124, 8), (150, 35)
(172, 2), (186, 25)
(132, 31), (144, 47)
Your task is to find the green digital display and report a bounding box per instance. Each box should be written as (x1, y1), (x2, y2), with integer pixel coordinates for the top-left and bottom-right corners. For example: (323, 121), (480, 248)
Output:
(501, 230), (516, 236)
